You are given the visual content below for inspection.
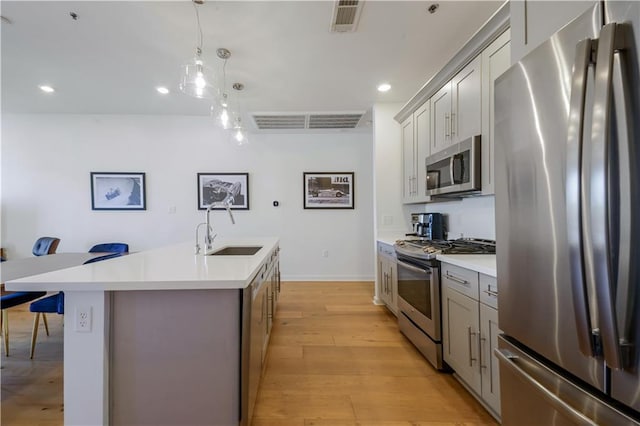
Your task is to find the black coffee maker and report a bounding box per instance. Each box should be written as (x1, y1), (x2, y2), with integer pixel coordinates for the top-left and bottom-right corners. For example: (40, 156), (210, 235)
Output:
(410, 213), (444, 240)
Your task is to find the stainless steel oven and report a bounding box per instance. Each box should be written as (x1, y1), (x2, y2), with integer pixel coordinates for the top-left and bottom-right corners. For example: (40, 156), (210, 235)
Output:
(395, 254), (444, 370)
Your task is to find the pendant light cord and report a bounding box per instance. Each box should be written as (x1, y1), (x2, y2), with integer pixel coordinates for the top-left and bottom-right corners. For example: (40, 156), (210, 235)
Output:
(222, 58), (228, 93)
(192, 1), (204, 53)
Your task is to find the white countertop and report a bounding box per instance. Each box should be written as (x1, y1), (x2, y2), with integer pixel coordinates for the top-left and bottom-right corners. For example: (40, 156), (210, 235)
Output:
(6, 237), (279, 292)
(436, 254), (496, 277)
(376, 232), (411, 247)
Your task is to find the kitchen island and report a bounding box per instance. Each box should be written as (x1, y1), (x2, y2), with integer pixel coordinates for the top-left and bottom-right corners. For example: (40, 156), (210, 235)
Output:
(6, 237), (280, 426)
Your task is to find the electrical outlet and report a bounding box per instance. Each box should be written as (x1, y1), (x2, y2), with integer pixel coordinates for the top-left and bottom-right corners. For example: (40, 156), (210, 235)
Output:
(75, 306), (92, 332)
(322, 250), (329, 258)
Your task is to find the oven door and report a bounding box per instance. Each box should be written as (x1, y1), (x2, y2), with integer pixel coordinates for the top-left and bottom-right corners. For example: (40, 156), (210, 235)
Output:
(396, 258), (441, 340)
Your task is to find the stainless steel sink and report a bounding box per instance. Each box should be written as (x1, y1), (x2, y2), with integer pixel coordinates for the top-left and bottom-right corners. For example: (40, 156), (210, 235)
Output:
(208, 246), (263, 256)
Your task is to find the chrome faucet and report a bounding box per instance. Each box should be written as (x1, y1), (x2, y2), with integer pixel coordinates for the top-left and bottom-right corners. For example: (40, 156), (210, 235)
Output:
(195, 183), (240, 254)
(194, 222), (212, 254)
(204, 198), (235, 252)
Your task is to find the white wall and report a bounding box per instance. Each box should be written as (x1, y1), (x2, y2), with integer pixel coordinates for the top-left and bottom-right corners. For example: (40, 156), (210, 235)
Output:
(373, 103), (405, 235)
(1, 114), (374, 281)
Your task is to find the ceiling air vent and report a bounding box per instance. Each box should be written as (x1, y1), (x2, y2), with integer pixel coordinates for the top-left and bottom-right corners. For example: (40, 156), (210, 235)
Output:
(308, 114), (363, 129)
(330, 0), (364, 33)
(253, 115), (306, 130)
(252, 112), (365, 131)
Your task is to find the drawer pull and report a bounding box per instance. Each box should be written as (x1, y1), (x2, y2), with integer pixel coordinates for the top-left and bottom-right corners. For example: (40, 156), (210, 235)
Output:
(483, 289), (499, 298)
(446, 272), (469, 286)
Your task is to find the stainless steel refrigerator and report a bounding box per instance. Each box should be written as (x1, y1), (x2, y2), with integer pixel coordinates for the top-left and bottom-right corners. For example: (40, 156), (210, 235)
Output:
(494, 1), (640, 424)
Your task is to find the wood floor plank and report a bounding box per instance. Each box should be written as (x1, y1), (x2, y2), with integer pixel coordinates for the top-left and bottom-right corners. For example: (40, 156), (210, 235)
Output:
(2, 281), (498, 425)
(254, 281), (498, 425)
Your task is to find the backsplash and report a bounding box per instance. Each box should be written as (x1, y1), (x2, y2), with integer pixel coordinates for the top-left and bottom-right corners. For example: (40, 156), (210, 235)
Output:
(403, 195), (496, 240)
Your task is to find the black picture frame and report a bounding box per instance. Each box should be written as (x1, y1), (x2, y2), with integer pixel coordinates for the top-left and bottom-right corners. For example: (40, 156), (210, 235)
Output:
(197, 173), (250, 210)
(90, 172), (146, 211)
(303, 172), (354, 209)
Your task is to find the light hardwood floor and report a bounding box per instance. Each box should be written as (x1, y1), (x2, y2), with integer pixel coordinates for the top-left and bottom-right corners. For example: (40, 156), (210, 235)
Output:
(0, 282), (497, 425)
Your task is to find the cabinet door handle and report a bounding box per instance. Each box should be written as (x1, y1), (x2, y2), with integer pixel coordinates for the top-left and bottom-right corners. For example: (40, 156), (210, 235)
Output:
(480, 335), (487, 370)
(483, 289), (499, 298)
(451, 112), (456, 136)
(445, 113), (450, 138)
(468, 327), (477, 366)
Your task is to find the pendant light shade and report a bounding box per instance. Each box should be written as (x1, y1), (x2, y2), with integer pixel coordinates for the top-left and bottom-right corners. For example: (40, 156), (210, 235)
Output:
(179, 49), (217, 99)
(211, 92), (233, 129)
(231, 116), (249, 146)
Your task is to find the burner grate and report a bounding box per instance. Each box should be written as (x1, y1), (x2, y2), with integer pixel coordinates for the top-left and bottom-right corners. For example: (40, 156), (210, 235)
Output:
(396, 238), (496, 256)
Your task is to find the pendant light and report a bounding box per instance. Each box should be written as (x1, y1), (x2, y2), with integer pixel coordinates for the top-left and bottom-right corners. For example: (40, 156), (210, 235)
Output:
(179, 1), (216, 99)
(229, 83), (249, 145)
(210, 48), (233, 129)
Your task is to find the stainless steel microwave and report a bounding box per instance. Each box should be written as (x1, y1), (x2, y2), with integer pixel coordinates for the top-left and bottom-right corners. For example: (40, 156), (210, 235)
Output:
(425, 135), (481, 196)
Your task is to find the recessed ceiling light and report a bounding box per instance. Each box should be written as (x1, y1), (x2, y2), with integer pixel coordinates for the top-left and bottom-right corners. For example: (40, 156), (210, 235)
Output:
(377, 83), (391, 92)
(156, 87), (170, 95)
(39, 85), (55, 93)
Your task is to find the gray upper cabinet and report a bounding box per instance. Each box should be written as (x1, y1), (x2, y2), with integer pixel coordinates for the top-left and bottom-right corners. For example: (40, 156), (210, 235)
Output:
(402, 101), (431, 204)
(510, 0), (597, 63)
(431, 83), (453, 153)
(431, 56), (481, 154)
(401, 116), (415, 200)
(451, 55), (482, 144)
(480, 29), (511, 195)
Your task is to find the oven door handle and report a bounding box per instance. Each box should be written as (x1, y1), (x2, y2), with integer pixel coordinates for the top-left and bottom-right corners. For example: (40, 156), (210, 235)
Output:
(397, 259), (432, 275)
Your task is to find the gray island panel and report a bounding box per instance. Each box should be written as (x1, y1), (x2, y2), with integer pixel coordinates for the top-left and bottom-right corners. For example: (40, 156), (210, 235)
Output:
(110, 289), (241, 425)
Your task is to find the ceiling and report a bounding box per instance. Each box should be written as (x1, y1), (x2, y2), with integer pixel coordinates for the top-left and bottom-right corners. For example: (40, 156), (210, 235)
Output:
(1, 1), (504, 131)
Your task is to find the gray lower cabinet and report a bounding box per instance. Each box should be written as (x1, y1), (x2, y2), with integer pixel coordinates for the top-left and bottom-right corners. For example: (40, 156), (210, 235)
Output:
(377, 242), (398, 315)
(441, 262), (501, 420)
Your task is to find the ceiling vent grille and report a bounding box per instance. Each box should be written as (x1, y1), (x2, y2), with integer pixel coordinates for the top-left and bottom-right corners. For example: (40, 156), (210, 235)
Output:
(330, 0), (364, 33)
(253, 115), (306, 129)
(308, 114), (363, 129)
(252, 112), (365, 130)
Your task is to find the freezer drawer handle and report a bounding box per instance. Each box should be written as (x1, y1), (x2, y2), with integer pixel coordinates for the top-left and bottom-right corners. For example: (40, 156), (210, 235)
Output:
(495, 349), (597, 425)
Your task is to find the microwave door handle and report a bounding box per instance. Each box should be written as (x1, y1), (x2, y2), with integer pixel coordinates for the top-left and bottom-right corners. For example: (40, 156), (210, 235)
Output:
(611, 23), (635, 367)
(590, 23), (623, 370)
(449, 156), (455, 186)
(566, 38), (596, 357)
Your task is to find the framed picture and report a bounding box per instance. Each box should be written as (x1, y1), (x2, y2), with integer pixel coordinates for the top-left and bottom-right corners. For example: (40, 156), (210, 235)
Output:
(91, 172), (146, 210)
(197, 173), (249, 210)
(303, 172), (354, 209)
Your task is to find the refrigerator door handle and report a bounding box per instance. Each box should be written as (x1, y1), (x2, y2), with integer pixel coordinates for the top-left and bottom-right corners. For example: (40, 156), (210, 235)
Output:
(590, 22), (626, 370)
(610, 22), (635, 369)
(566, 37), (597, 357)
(495, 348), (598, 425)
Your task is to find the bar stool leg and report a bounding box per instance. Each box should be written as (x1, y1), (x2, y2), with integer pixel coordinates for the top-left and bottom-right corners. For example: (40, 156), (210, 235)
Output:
(42, 313), (49, 336)
(30, 313), (41, 359)
(2, 310), (9, 356)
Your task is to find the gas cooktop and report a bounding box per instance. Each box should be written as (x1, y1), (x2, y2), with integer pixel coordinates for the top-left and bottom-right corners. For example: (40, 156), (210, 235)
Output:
(394, 238), (496, 260)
